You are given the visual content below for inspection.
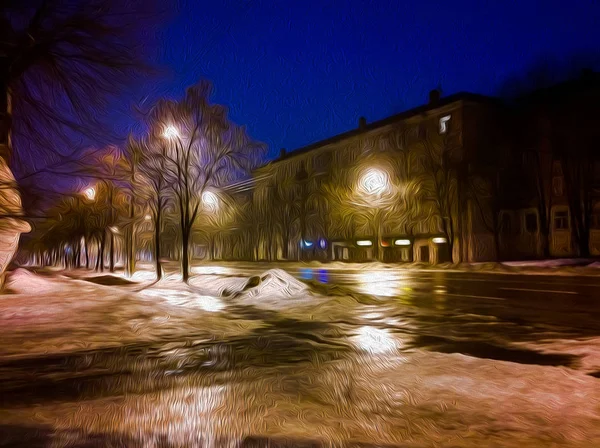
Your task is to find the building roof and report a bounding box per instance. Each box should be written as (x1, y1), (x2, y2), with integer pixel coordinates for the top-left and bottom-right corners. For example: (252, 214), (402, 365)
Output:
(514, 70), (600, 106)
(260, 91), (499, 168)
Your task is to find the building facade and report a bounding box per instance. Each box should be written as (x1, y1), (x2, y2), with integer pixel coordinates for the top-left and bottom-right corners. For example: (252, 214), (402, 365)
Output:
(215, 72), (600, 264)
(497, 71), (600, 259)
(247, 91), (505, 263)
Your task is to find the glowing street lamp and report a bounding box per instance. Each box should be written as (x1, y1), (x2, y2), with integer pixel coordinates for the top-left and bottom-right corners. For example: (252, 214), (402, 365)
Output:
(202, 191), (219, 212)
(163, 125), (180, 140)
(360, 168), (389, 196)
(83, 187), (96, 201)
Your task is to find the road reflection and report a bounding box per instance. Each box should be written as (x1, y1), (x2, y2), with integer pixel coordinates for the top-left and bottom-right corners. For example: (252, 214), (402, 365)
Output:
(353, 326), (399, 354)
(355, 271), (412, 297)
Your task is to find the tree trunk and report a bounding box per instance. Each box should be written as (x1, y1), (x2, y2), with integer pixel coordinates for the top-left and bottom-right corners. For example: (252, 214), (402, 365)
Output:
(109, 231), (115, 272)
(209, 234), (216, 260)
(154, 211), (162, 281)
(374, 209), (382, 262)
(100, 232), (106, 272)
(84, 236), (90, 269)
(126, 196), (135, 277)
(73, 242), (80, 268)
(94, 239), (101, 271)
(181, 226), (190, 282)
(182, 239), (190, 282)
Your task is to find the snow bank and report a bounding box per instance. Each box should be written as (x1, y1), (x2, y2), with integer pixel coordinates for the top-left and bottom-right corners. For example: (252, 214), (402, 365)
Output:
(503, 258), (592, 268)
(5, 268), (60, 294)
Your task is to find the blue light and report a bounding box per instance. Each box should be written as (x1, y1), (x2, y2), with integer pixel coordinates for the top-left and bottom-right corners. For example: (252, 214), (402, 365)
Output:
(302, 240), (313, 248)
(317, 269), (329, 283)
(299, 268), (312, 280)
(318, 238), (327, 249)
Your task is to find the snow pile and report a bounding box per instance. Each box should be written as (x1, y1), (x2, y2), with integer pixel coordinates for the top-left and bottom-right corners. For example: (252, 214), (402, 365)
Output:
(233, 269), (315, 309)
(188, 275), (248, 297)
(241, 269), (308, 297)
(5, 268), (60, 294)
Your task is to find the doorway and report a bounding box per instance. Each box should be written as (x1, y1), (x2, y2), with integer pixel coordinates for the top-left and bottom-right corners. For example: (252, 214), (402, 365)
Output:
(419, 245), (430, 263)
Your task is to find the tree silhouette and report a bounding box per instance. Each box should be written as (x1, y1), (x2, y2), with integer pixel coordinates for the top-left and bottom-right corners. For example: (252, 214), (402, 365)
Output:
(143, 80), (265, 281)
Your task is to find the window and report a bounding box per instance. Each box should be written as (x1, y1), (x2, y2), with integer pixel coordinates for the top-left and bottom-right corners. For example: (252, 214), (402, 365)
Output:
(439, 115), (451, 134)
(501, 214), (512, 234)
(552, 177), (564, 196)
(591, 210), (600, 229)
(525, 212), (538, 233)
(314, 152), (332, 174)
(554, 210), (569, 230)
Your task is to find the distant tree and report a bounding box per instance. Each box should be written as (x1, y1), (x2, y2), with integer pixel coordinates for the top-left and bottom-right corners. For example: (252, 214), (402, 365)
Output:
(415, 134), (461, 262)
(193, 191), (241, 261)
(134, 135), (170, 279)
(554, 105), (600, 257)
(145, 81), (265, 281)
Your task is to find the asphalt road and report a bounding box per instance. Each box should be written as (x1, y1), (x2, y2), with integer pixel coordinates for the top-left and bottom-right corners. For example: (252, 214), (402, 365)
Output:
(197, 263), (600, 342)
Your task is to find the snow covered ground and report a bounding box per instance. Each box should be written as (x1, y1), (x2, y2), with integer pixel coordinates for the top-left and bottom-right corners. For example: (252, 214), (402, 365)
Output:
(1, 267), (600, 447)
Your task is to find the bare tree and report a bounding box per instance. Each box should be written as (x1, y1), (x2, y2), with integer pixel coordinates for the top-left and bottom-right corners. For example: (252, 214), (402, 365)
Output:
(135, 136), (170, 280)
(416, 136), (461, 262)
(144, 81), (265, 282)
(0, 0), (164, 280)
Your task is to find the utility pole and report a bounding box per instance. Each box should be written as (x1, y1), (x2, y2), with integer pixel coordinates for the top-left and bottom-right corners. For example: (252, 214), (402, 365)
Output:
(125, 157), (137, 278)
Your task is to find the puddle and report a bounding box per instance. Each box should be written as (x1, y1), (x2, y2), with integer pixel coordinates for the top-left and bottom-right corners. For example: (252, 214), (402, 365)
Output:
(412, 335), (577, 367)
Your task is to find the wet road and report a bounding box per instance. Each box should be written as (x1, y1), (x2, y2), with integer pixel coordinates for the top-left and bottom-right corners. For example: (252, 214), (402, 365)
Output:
(197, 264), (600, 342)
(0, 265), (599, 446)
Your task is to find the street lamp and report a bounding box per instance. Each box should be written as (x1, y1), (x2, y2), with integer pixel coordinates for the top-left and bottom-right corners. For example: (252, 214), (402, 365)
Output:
(202, 191), (219, 212)
(83, 187), (96, 201)
(163, 125), (180, 140)
(359, 168), (389, 196)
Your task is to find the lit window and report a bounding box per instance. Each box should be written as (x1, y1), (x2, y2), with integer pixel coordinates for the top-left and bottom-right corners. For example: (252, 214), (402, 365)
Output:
(432, 237), (447, 244)
(439, 115), (451, 134)
(394, 239), (411, 246)
(356, 240), (373, 247)
(554, 210), (569, 230)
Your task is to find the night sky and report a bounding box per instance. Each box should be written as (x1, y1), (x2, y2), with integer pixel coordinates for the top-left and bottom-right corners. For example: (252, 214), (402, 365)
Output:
(121, 0), (599, 161)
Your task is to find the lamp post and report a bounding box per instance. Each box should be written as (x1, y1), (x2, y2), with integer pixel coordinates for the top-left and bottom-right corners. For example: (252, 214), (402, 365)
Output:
(358, 168), (390, 262)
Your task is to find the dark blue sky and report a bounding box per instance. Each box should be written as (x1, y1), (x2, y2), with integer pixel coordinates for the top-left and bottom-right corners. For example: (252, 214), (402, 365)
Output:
(123, 0), (600, 160)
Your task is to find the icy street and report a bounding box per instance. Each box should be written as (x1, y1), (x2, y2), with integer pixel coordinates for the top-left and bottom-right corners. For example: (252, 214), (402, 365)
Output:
(0, 265), (600, 447)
